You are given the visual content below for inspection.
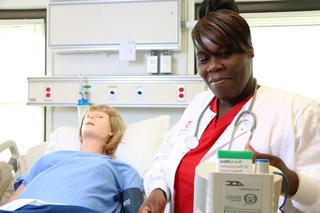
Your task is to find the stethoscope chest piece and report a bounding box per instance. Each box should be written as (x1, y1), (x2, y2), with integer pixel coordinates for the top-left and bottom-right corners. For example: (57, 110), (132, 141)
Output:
(185, 136), (199, 149)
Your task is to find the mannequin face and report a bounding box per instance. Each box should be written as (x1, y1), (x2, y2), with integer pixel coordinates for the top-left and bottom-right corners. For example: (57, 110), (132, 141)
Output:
(81, 110), (113, 149)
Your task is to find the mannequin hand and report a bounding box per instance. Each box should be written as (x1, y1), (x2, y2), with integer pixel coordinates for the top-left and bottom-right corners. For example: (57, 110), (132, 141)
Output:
(139, 188), (167, 213)
(245, 144), (299, 196)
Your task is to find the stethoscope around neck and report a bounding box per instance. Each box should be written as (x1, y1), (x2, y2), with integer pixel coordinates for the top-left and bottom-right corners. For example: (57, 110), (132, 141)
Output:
(185, 80), (258, 150)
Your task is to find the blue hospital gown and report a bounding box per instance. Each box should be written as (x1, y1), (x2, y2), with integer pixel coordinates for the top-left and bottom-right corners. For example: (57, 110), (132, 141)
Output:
(15, 151), (143, 213)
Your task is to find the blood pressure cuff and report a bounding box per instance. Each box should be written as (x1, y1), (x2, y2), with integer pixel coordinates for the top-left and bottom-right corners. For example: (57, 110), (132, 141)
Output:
(120, 187), (145, 213)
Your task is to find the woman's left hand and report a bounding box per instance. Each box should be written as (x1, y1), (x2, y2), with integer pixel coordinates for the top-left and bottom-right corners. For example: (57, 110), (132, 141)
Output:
(245, 144), (299, 197)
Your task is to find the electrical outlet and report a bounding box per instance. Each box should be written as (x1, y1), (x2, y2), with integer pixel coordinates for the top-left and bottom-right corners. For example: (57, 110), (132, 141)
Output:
(177, 84), (186, 102)
(176, 84), (185, 102)
(44, 85), (52, 101)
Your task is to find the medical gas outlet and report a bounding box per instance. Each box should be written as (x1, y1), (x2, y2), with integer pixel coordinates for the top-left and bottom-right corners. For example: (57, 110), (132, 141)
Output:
(136, 86), (144, 100)
(108, 86), (118, 100)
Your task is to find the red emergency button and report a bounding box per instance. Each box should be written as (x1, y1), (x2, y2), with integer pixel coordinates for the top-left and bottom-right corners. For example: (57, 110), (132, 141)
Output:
(46, 87), (51, 92)
(179, 93), (184, 98)
(179, 87), (184, 92)
(46, 93), (51, 98)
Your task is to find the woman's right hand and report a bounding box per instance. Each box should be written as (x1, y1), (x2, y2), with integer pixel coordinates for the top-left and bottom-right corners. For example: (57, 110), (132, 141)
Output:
(139, 188), (167, 213)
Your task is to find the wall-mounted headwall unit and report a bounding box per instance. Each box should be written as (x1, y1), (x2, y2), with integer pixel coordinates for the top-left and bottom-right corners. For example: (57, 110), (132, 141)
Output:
(28, 76), (207, 108)
(48, 0), (181, 51)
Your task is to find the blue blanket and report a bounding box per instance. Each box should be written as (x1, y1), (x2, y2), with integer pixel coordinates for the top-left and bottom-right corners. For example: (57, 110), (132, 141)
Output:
(14, 151), (143, 213)
(0, 204), (99, 213)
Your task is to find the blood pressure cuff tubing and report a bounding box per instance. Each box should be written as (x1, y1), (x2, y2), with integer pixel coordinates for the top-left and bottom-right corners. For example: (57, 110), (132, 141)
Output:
(120, 187), (145, 213)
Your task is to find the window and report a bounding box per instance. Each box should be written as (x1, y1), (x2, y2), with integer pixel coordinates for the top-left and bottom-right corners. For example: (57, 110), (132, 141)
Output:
(243, 11), (320, 101)
(0, 19), (45, 154)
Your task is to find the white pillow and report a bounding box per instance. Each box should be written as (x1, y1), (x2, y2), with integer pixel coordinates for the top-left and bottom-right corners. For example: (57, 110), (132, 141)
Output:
(44, 116), (170, 177)
(22, 127), (79, 173)
(115, 115), (170, 177)
(45, 126), (80, 154)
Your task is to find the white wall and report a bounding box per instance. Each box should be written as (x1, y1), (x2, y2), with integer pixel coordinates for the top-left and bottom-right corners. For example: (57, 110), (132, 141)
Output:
(51, 107), (184, 132)
(51, 51), (187, 76)
(0, 0), (189, 138)
(46, 0), (189, 134)
(11, 2), (318, 137)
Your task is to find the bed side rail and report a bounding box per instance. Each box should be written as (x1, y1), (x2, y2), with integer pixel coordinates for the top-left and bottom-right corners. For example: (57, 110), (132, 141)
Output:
(0, 140), (20, 172)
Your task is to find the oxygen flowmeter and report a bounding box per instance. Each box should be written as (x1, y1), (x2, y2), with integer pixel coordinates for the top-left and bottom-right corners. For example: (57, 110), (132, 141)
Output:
(194, 150), (283, 213)
(77, 74), (91, 124)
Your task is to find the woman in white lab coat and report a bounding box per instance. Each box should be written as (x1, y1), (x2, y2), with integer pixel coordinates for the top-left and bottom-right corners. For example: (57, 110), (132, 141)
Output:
(139, 0), (320, 212)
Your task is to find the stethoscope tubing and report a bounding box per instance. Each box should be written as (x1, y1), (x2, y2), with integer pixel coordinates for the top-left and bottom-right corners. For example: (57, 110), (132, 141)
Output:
(190, 79), (258, 150)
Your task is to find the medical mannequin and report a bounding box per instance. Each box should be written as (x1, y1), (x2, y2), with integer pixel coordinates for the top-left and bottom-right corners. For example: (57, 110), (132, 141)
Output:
(2, 105), (143, 213)
(139, 0), (320, 212)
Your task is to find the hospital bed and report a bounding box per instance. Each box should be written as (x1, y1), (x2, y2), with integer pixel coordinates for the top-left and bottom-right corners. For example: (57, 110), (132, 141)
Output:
(0, 115), (170, 210)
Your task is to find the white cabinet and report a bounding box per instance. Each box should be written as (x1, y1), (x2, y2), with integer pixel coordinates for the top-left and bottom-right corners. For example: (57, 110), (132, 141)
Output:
(48, 0), (181, 50)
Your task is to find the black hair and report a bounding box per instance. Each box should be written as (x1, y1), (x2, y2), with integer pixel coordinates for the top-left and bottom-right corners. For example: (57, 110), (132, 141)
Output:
(199, 0), (239, 19)
(193, 0), (252, 55)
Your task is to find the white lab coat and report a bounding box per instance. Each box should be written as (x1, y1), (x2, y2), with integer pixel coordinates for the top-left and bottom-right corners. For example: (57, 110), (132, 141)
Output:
(144, 86), (320, 213)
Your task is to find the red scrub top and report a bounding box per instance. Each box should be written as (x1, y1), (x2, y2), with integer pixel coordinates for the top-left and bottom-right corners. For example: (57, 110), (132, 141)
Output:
(174, 96), (252, 213)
